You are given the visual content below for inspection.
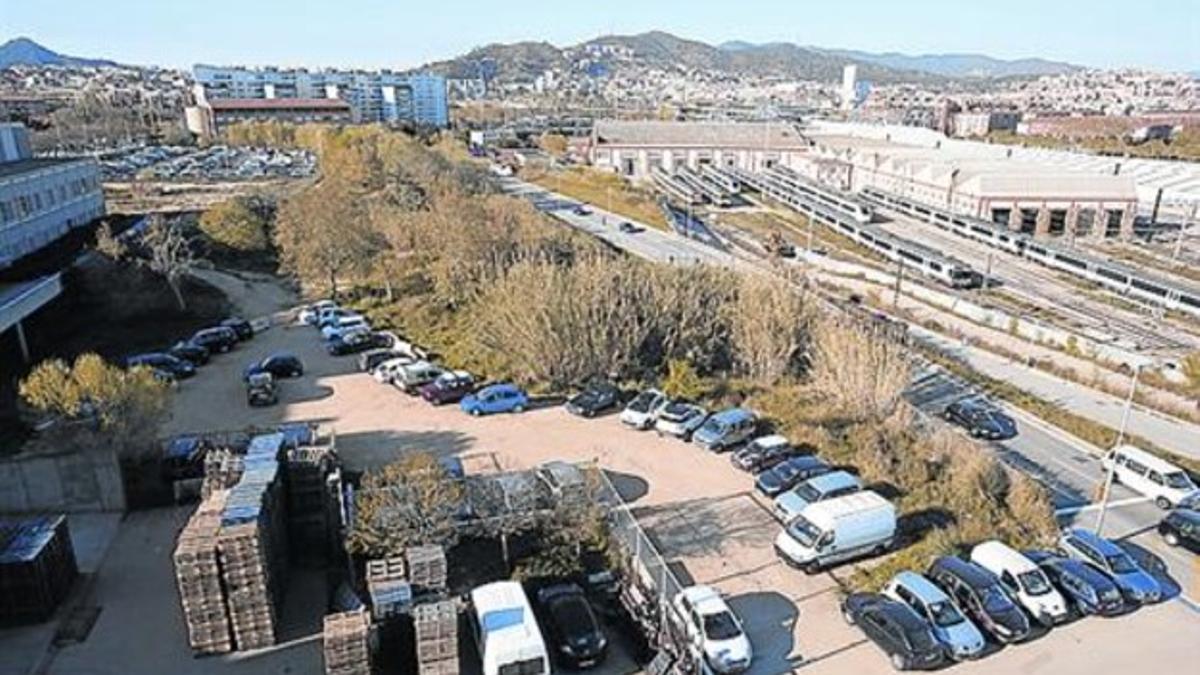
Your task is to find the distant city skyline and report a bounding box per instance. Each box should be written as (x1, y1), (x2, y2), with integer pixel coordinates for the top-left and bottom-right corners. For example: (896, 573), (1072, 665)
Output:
(5, 0), (1198, 73)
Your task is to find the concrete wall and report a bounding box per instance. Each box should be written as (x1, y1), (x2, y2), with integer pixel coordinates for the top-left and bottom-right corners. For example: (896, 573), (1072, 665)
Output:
(0, 448), (126, 514)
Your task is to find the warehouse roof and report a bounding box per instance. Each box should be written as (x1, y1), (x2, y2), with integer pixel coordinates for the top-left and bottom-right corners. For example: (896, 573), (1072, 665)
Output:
(0, 157), (88, 181)
(594, 120), (811, 149)
(208, 97), (351, 112)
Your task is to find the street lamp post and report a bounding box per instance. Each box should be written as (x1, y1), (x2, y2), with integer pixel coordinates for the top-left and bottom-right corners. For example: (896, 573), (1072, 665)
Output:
(1095, 364), (1141, 536)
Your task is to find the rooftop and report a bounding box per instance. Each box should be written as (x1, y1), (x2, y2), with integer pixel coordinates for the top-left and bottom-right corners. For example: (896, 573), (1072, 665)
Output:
(0, 157), (89, 181)
(207, 97), (351, 112)
(594, 120), (811, 149)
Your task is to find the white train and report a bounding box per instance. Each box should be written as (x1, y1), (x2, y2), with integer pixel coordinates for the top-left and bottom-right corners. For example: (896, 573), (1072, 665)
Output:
(651, 167), (704, 206)
(769, 167), (875, 224)
(863, 187), (1200, 318)
(759, 174), (979, 289)
(675, 167), (737, 207)
(700, 165), (743, 193)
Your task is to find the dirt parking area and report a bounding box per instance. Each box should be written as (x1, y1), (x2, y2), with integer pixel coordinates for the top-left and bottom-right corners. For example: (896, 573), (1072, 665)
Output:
(18, 278), (1196, 675)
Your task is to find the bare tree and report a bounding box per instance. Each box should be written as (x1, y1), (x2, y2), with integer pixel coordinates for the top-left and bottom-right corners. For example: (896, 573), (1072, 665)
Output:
(94, 221), (127, 261)
(809, 316), (912, 423)
(140, 215), (196, 311)
(727, 275), (815, 383)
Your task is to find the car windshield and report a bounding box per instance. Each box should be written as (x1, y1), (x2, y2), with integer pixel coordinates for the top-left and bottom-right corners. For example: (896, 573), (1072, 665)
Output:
(702, 611), (742, 641)
(981, 587), (1015, 613)
(1018, 570), (1053, 596)
(786, 515), (821, 547)
(792, 482), (822, 503)
(548, 596), (595, 636)
(928, 600), (965, 628)
(663, 403), (692, 418)
(1164, 471), (1195, 490)
(699, 418), (723, 434)
(1106, 553), (1138, 574)
(628, 392), (656, 412)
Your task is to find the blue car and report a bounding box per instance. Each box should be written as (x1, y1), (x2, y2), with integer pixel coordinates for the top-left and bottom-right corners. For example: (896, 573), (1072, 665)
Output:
(1057, 529), (1161, 605)
(460, 383), (529, 416)
(1025, 550), (1126, 617)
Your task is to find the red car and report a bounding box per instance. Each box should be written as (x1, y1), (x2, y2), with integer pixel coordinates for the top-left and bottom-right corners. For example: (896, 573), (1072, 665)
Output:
(419, 370), (476, 405)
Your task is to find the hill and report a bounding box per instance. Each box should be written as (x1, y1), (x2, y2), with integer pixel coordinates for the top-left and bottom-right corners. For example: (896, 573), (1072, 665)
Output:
(0, 37), (118, 69)
(817, 48), (1080, 78)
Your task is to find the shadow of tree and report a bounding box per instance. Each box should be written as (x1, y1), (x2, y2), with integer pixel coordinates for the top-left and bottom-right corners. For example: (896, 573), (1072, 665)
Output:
(633, 493), (777, 560)
(605, 470), (650, 504)
(726, 591), (800, 674)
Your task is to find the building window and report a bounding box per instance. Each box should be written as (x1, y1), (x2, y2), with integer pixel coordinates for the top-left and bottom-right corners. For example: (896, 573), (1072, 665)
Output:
(991, 208), (1011, 226)
(1019, 209), (1038, 234)
(1105, 209), (1124, 237)
(1076, 209), (1095, 236)
(1048, 210), (1067, 236)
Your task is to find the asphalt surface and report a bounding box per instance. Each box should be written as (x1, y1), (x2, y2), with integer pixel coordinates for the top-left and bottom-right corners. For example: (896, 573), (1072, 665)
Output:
(504, 177), (1200, 613)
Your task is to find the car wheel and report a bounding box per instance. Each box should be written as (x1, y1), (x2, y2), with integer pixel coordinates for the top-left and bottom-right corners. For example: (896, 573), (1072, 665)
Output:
(890, 653), (908, 671)
(513, 404), (525, 413)
(294, 368), (303, 377)
(471, 408), (482, 417)
(1155, 497), (1171, 510)
(1164, 532), (1180, 546)
(842, 608), (856, 626)
(803, 561), (821, 575)
(585, 409), (595, 418)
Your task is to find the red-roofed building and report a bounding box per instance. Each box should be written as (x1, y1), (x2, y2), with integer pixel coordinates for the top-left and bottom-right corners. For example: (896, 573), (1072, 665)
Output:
(185, 96), (352, 137)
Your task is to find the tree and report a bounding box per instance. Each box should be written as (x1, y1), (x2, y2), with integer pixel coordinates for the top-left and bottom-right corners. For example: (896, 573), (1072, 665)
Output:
(1181, 351), (1200, 399)
(346, 453), (465, 557)
(198, 197), (272, 252)
(727, 275), (814, 383)
(538, 132), (568, 156)
(662, 359), (706, 400)
(140, 215), (196, 310)
(809, 317), (912, 423)
(274, 177), (383, 298)
(94, 221), (127, 260)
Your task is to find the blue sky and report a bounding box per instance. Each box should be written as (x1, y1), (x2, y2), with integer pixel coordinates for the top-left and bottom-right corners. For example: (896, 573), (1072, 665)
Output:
(5, 0), (1198, 72)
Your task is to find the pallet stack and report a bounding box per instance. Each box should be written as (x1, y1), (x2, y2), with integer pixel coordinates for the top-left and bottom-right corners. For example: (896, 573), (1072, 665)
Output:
(323, 610), (372, 675)
(405, 546), (447, 596)
(201, 448), (244, 500)
(173, 490), (232, 654)
(0, 515), (78, 626)
(414, 601), (458, 675)
(365, 557), (412, 620)
(285, 443), (337, 566)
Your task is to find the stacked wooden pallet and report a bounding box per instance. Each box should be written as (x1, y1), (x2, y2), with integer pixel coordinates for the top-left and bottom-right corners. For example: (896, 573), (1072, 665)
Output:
(218, 522), (276, 650)
(201, 448), (244, 500)
(323, 610), (372, 675)
(0, 515), (78, 626)
(173, 490), (232, 654)
(405, 546), (447, 595)
(285, 443), (337, 566)
(414, 601), (458, 675)
(365, 556), (412, 620)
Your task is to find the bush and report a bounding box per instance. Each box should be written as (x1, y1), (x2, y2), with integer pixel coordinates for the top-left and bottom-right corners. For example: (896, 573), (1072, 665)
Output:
(198, 197), (272, 252)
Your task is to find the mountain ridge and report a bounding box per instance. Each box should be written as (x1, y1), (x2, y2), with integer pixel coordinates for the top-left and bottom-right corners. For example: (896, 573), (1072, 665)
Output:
(0, 37), (119, 69)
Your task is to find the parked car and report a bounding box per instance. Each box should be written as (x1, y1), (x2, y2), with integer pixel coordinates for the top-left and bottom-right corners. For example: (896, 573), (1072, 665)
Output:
(619, 388), (669, 429)
(654, 402), (708, 440)
(672, 586), (753, 674)
(841, 593), (944, 671)
(1158, 508), (1200, 552)
(393, 361), (445, 394)
(535, 461), (590, 504)
(419, 370), (476, 405)
(220, 316), (254, 341)
(126, 353), (196, 379)
(244, 352), (304, 380)
(754, 456), (831, 498)
(461, 383), (529, 416)
(321, 315), (369, 341)
(246, 372), (278, 407)
(1057, 528), (1161, 604)
(1101, 444), (1200, 509)
(774, 492), (895, 573)
(191, 326), (239, 354)
(535, 584), (607, 669)
(167, 340), (209, 366)
(618, 221), (643, 234)
(299, 300), (337, 325)
(316, 306), (356, 327)
(566, 380), (622, 418)
(883, 572), (986, 661)
(1024, 551), (1126, 617)
(327, 331), (387, 356)
(773, 470), (862, 524)
(372, 356), (417, 384)
(731, 435), (798, 473)
(943, 399), (1017, 440)
(969, 540), (1069, 626)
(926, 556), (1031, 643)
(572, 204), (592, 216)
(692, 408), (757, 452)
(358, 348), (405, 373)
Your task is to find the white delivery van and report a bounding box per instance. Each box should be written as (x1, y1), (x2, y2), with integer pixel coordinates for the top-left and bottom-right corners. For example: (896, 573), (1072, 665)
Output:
(1101, 444), (1199, 509)
(394, 361), (445, 393)
(372, 356), (415, 384)
(970, 540), (1069, 626)
(470, 581), (550, 675)
(774, 491), (895, 573)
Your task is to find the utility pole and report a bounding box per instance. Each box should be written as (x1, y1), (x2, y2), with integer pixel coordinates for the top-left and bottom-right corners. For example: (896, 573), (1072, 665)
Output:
(1095, 364), (1141, 537)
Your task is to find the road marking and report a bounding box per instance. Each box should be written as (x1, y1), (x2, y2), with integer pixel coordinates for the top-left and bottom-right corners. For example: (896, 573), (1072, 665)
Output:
(1054, 496), (1151, 516)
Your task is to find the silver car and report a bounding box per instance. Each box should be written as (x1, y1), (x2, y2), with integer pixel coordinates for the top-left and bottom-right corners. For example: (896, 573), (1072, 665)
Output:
(884, 572), (985, 660)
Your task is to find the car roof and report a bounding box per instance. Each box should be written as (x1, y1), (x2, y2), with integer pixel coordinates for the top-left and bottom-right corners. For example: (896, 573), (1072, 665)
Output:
(972, 540), (1039, 573)
(1112, 444), (1185, 474)
(679, 585), (727, 614)
(930, 556), (999, 588)
(711, 407), (753, 423)
(1063, 528), (1122, 555)
(752, 434), (790, 448)
(481, 383), (519, 394)
(892, 571), (950, 602)
(802, 470), (861, 492)
(1169, 508), (1200, 525)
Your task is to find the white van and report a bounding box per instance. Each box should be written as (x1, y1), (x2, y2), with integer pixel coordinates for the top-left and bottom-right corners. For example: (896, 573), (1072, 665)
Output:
(969, 540), (1069, 626)
(773, 491), (895, 573)
(1101, 444), (1199, 509)
(372, 356), (416, 384)
(393, 360), (445, 393)
(470, 581), (549, 675)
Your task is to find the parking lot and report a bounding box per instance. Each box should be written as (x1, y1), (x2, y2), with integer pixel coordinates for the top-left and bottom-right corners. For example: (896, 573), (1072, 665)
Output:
(7, 277), (1196, 675)
(100, 145), (316, 182)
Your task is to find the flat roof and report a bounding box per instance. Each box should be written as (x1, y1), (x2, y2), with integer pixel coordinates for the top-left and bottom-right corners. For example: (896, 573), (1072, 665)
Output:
(208, 97), (351, 112)
(0, 275), (62, 334)
(595, 120), (811, 150)
(0, 157), (88, 181)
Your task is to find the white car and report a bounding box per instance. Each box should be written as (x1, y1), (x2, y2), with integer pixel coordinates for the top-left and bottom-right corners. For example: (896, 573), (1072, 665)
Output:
(970, 541), (1069, 626)
(321, 316), (368, 341)
(672, 586), (753, 674)
(654, 401), (708, 440)
(1101, 444), (1199, 509)
(772, 470), (862, 524)
(373, 356), (416, 384)
(620, 389), (669, 430)
(298, 300), (337, 325)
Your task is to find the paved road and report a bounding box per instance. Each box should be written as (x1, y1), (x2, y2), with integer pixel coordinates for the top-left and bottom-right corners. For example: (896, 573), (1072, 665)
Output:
(505, 177), (1200, 611)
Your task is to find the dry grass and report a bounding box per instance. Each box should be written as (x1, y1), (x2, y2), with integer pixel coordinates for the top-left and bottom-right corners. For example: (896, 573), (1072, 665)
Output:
(525, 165), (669, 231)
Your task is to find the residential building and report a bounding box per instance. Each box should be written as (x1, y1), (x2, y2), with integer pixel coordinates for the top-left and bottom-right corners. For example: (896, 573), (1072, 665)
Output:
(951, 111), (1021, 138)
(191, 65), (449, 128)
(185, 96), (353, 137)
(589, 120), (812, 179)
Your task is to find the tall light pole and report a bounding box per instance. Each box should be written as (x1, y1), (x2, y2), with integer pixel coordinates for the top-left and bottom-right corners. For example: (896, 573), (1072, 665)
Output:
(1172, 201), (1197, 267)
(1095, 364), (1141, 536)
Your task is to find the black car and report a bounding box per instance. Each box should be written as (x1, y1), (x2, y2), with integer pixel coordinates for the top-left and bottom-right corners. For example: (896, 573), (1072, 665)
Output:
(167, 340), (210, 366)
(1025, 551), (1126, 617)
(842, 593), (944, 671)
(618, 221), (643, 234)
(191, 326), (239, 354)
(572, 204), (592, 216)
(327, 331), (388, 356)
(754, 456), (830, 497)
(943, 399), (1017, 440)
(126, 352), (196, 379)
(244, 352), (304, 380)
(1158, 508), (1200, 552)
(731, 436), (801, 472)
(535, 584), (608, 669)
(220, 316), (254, 341)
(927, 556), (1031, 643)
(566, 381), (621, 418)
